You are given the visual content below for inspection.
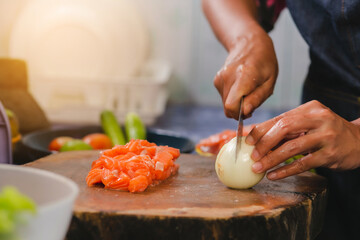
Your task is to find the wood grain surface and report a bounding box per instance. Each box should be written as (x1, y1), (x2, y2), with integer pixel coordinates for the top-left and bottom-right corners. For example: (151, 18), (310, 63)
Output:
(26, 151), (327, 240)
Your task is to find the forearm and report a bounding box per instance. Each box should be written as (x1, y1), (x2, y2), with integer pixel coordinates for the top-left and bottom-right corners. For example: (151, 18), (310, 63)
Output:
(202, 0), (263, 51)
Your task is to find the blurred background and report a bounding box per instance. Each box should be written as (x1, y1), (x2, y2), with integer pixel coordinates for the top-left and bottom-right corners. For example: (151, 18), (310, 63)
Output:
(0, 0), (309, 126)
(132, 0), (310, 109)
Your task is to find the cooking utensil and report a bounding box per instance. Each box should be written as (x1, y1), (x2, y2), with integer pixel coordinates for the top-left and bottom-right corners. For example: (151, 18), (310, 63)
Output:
(235, 95), (244, 162)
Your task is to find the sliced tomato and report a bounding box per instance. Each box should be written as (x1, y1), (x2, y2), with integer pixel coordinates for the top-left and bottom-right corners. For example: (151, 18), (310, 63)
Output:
(48, 136), (74, 152)
(82, 133), (113, 150)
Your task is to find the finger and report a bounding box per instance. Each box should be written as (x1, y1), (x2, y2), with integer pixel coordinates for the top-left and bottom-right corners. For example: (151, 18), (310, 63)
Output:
(251, 115), (320, 161)
(246, 101), (324, 145)
(215, 66), (239, 118)
(266, 151), (325, 180)
(251, 133), (322, 174)
(223, 79), (244, 119)
(223, 69), (261, 119)
(246, 115), (283, 145)
(213, 69), (224, 100)
(243, 77), (275, 116)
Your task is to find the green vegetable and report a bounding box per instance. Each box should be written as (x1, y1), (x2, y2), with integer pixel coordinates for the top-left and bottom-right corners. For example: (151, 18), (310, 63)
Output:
(0, 186), (36, 237)
(100, 110), (126, 146)
(125, 112), (146, 141)
(285, 155), (316, 173)
(59, 139), (93, 152)
(284, 154), (304, 164)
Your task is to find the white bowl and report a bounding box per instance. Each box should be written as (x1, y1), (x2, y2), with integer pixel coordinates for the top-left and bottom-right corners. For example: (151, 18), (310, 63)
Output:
(0, 164), (79, 240)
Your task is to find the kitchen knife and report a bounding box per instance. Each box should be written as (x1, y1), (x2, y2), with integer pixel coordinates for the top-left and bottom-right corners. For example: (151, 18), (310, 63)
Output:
(235, 95), (244, 162)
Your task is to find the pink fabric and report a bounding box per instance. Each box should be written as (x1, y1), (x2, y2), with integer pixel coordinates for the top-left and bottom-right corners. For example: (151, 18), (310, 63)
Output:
(267, 0), (276, 7)
(256, 0), (286, 24)
(272, 0), (286, 22)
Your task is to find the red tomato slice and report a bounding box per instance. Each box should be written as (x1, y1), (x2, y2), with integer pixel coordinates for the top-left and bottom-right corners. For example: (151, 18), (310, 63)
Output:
(82, 133), (113, 150)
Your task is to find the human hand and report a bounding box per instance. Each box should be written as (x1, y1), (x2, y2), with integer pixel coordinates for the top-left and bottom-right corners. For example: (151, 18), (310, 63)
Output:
(214, 27), (278, 119)
(246, 100), (360, 180)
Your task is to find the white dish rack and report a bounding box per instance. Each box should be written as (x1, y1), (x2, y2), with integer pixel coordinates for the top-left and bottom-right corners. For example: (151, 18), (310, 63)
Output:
(29, 60), (171, 125)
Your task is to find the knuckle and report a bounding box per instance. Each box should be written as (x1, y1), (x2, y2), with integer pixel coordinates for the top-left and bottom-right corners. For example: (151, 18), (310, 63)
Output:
(308, 100), (323, 108)
(275, 118), (291, 132)
(295, 158), (308, 172)
(270, 115), (282, 125)
(317, 108), (333, 118)
(323, 129), (337, 141)
(284, 141), (300, 154)
(221, 67), (231, 79)
(235, 64), (245, 74)
(263, 153), (275, 167)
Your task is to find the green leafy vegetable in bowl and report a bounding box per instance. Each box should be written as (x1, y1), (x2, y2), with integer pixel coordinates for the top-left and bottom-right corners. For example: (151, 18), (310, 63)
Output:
(0, 186), (36, 240)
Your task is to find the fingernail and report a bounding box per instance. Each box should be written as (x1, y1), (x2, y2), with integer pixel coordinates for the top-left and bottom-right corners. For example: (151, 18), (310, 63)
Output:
(246, 135), (254, 145)
(267, 172), (277, 180)
(252, 149), (260, 161)
(252, 162), (263, 173)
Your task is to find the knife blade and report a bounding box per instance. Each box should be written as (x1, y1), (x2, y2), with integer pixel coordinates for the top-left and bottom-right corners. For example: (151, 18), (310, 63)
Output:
(235, 95), (244, 162)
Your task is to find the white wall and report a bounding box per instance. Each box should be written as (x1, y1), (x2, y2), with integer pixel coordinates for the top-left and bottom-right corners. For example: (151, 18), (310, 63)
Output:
(0, 0), (28, 56)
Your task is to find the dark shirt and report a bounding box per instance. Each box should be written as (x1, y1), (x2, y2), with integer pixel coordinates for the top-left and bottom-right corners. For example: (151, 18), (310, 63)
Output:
(287, 0), (360, 96)
(258, 1), (360, 239)
(258, 0), (360, 120)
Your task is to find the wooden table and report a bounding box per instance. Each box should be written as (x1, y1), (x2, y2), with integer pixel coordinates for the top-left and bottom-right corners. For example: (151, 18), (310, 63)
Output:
(27, 152), (327, 240)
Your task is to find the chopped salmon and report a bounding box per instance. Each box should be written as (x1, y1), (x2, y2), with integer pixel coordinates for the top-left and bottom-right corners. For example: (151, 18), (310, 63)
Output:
(86, 139), (180, 193)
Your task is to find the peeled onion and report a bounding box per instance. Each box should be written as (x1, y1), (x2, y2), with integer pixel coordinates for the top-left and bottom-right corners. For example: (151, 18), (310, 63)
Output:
(215, 137), (265, 189)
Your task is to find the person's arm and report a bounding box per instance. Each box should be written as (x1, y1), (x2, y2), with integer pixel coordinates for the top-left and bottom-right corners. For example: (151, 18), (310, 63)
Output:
(202, 0), (278, 119)
(202, 0), (258, 51)
(246, 100), (360, 180)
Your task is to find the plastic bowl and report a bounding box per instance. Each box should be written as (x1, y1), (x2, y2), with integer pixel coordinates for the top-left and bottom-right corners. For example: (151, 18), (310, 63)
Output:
(0, 164), (79, 240)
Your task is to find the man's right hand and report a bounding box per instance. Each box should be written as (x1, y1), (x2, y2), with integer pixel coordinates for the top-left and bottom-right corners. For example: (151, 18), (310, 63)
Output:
(202, 0), (278, 119)
(214, 26), (278, 119)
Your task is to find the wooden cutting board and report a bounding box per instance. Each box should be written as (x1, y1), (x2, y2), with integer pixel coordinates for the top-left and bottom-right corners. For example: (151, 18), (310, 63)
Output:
(26, 152), (327, 240)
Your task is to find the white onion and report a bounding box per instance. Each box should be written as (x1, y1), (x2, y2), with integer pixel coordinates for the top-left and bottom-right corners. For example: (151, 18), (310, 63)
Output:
(215, 137), (265, 189)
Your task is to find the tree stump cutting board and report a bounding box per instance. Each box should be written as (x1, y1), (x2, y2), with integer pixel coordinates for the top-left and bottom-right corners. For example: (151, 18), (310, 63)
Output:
(26, 151), (327, 240)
